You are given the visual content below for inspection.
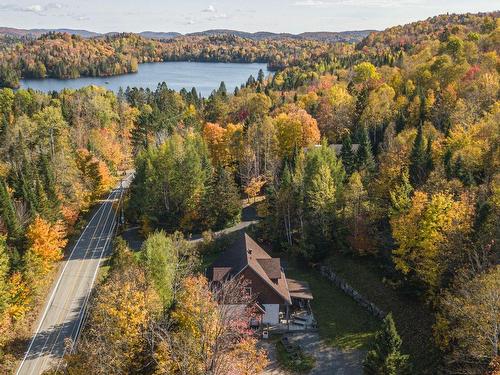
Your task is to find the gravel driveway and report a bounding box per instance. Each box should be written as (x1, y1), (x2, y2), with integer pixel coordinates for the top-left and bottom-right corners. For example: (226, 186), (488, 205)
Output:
(261, 332), (364, 375)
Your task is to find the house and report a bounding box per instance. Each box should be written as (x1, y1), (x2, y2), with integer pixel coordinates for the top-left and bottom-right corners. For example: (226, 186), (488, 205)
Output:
(208, 232), (313, 326)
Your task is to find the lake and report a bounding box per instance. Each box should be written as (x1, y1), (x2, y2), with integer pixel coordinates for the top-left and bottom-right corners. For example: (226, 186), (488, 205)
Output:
(20, 62), (270, 97)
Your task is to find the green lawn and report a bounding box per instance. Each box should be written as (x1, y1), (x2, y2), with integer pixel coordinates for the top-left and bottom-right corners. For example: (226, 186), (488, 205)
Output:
(284, 259), (380, 351)
(325, 253), (440, 374)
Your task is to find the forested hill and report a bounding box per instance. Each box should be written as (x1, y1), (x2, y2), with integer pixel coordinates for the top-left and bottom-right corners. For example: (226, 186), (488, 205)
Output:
(358, 11), (499, 51)
(0, 27), (372, 43)
(183, 29), (374, 42)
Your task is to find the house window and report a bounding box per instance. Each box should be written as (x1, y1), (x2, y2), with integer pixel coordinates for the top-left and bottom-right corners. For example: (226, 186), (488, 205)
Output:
(244, 287), (252, 297)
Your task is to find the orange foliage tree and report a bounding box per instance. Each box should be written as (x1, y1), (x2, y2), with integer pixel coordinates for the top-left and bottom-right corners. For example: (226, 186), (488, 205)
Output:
(25, 215), (67, 277)
(203, 122), (243, 169)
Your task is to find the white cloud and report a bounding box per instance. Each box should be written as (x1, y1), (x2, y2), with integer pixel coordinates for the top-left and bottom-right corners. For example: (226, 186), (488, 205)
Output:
(202, 5), (216, 12)
(201, 4), (229, 21)
(0, 3), (64, 15)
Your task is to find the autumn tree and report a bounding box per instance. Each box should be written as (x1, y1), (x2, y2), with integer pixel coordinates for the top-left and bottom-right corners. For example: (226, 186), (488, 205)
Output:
(353, 62), (381, 87)
(274, 108), (320, 158)
(240, 116), (278, 185)
(435, 266), (500, 374)
(24, 215), (67, 280)
(154, 275), (267, 375)
(343, 172), (375, 254)
(391, 191), (474, 295)
(76, 149), (114, 202)
(272, 158), (305, 247)
(317, 84), (356, 142)
(360, 83), (396, 148)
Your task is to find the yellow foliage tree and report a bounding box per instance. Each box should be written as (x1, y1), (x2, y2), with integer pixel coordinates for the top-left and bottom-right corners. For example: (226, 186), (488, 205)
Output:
(76, 149), (115, 201)
(391, 191), (474, 294)
(25, 215), (67, 277)
(317, 84), (355, 142)
(274, 108), (320, 158)
(244, 176), (266, 203)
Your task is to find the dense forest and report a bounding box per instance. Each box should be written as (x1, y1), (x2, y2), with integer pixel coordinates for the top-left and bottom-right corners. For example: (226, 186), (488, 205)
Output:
(0, 33), (334, 88)
(0, 10), (498, 375)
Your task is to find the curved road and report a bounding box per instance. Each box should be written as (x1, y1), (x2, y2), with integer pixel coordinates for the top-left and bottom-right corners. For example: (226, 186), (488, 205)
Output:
(16, 176), (131, 375)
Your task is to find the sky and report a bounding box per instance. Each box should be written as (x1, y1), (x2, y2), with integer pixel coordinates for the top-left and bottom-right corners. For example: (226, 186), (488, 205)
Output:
(0, 0), (498, 34)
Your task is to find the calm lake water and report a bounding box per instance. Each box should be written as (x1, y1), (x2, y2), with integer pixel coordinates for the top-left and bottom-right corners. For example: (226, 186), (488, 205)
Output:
(20, 61), (270, 96)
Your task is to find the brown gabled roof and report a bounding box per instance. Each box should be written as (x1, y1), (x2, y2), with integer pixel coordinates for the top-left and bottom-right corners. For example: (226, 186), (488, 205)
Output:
(209, 232), (292, 305)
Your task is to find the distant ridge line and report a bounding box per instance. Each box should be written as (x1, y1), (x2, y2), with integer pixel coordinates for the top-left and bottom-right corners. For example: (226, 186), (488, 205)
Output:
(0, 27), (375, 43)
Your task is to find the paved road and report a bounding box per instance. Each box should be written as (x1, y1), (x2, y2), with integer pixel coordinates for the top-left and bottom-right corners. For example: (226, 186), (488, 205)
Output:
(188, 203), (259, 243)
(16, 177), (131, 375)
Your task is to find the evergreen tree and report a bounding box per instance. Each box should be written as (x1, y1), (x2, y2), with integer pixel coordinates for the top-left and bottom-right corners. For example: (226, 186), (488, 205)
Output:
(389, 169), (413, 218)
(34, 178), (52, 221)
(443, 148), (453, 179)
(217, 81), (227, 97)
(202, 167), (241, 231)
(246, 75), (256, 87)
(425, 136), (434, 174)
(0, 178), (22, 241)
(395, 110), (406, 133)
(257, 69), (265, 84)
(38, 155), (60, 216)
(340, 134), (356, 175)
(409, 123), (427, 186)
(454, 156), (474, 187)
(302, 143), (343, 260)
(356, 126), (375, 173)
(364, 313), (410, 375)
(18, 161), (39, 216)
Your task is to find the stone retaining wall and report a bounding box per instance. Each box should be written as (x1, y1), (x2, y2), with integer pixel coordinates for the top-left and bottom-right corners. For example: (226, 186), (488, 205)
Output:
(317, 265), (386, 319)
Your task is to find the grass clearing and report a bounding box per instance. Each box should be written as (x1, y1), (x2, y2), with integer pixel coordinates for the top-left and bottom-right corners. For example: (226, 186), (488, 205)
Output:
(326, 252), (440, 374)
(284, 258), (380, 351)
